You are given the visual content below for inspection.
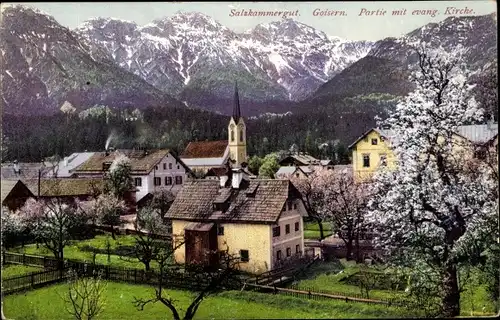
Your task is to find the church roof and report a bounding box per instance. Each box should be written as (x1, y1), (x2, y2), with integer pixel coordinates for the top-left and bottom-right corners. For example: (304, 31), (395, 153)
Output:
(181, 140), (228, 159)
(232, 82), (241, 122)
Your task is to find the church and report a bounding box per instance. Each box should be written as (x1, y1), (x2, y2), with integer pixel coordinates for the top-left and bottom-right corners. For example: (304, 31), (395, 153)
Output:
(180, 83), (248, 175)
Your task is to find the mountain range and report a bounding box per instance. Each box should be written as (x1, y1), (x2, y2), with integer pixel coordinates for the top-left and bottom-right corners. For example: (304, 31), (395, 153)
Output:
(0, 5), (497, 117)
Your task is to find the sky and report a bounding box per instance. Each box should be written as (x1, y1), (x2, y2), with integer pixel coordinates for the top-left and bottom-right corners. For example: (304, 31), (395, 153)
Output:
(3, 1), (498, 40)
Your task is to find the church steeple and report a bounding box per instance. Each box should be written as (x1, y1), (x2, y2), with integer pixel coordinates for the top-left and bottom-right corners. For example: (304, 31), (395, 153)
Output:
(228, 81), (247, 167)
(232, 81), (241, 122)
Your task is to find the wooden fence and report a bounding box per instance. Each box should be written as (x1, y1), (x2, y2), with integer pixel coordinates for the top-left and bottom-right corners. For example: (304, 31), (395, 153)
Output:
(243, 283), (402, 307)
(2, 260), (226, 295)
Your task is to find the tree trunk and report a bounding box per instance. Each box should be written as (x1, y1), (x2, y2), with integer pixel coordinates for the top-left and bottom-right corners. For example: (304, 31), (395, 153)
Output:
(144, 261), (151, 272)
(316, 218), (325, 240)
(111, 227), (116, 240)
(442, 262), (461, 317)
(345, 240), (353, 261)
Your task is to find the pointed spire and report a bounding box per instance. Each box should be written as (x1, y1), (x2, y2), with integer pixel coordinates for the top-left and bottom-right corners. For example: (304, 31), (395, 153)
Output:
(232, 81), (241, 122)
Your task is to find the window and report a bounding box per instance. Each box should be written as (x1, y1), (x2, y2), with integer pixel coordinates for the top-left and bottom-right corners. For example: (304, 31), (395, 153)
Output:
(296, 244), (300, 254)
(276, 250), (282, 261)
(285, 224), (290, 234)
(231, 130), (235, 142)
(175, 176), (183, 185)
(286, 247), (291, 257)
(217, 225), (224, 236)
(362, 154), (370, 168)
(295, 222), (299, 231)
(380, 154), (387, 166)
(154, 177), (161, 186)
(163, 163), (166, 170)
(296, 173), (300, 178)
(165, 177), (172, 185)
(273, 226), (280, 237)
(155, 165), (159, 170)
(134, 177), (142, 187)
(288, 202), (292, 210)
(293, 203), (297, 210)
(177, 165), (180, 169)
(371, 138), (378, 145)
(240, 130), (243, 142)
(380, 136), (385, 142)
(240, 250), (249, 262)
(169, 163), (172, 169)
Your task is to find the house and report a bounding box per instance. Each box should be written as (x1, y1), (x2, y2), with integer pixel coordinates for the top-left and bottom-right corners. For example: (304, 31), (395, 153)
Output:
(25, 178), (105, 202)
(180, 83), (248, 175)
(275, 166), (310, 179)
(71, 149), (193, 202)
(1, 180), (35, 212)
(348, 123), (499, 180)
(279, 153), (334, 171)
(44, 152), (95, 178)
(165, 168), (309, 274)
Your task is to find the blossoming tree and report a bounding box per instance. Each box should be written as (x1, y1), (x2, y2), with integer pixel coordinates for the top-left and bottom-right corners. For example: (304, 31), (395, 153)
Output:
(366, 44), (498, 317)
(18, 198), (93, 265)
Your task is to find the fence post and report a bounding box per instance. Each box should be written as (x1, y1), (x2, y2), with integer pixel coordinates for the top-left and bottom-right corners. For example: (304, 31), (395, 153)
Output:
(134, 269), (137, 283)
(30, 273), (35, 288)
(308, 291), (312, 299)
(43, 256), (47, 268)
(23, 253), (26, 265)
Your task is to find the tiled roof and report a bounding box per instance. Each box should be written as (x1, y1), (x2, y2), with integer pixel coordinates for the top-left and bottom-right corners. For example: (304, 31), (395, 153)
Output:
(73, 149), (173, 173)
(24, 178), (105, 197)
(181, 140), (228, 159)
(165, 179), (301, 223)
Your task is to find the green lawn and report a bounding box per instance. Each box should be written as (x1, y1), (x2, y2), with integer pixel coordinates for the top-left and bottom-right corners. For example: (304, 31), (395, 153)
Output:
(9, 235), (171, 270)
(304, 221), (333, 239)
(1, 264), (43, 279)
(293, 259), (497, 316)
(4, 282), (411, 320)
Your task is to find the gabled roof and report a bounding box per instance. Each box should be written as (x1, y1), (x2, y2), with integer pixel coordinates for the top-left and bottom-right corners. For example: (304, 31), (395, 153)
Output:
(165, 179), (303, 223)
(72, 149), (191, 175)
(349, 124), (498, 149)
(1, 180), (34, 204)
(181, 140), (228, 159)
(24, 178), (105, 197)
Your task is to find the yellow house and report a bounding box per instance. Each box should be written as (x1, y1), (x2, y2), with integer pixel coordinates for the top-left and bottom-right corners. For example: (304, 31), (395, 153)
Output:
(164, 169), (308, 274)
(348, 124), (498, 181)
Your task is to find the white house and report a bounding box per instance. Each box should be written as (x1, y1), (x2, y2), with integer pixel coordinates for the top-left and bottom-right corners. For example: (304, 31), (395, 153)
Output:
(71, 149), (194, 202)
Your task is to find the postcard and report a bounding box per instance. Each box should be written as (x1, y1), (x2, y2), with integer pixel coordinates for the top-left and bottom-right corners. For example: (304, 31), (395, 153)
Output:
(1, 1), (498, 319)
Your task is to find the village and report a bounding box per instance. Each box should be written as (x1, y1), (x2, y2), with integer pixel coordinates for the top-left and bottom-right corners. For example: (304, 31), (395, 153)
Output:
(2, 75), (499, 319)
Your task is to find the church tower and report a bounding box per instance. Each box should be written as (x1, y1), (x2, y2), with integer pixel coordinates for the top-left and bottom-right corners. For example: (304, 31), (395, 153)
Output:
(228, 82), (247, 167)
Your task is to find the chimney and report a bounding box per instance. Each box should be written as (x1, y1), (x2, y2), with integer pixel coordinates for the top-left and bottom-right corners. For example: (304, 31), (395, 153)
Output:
(220, 175), (229, 187)
(231, 168), (243, 189)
